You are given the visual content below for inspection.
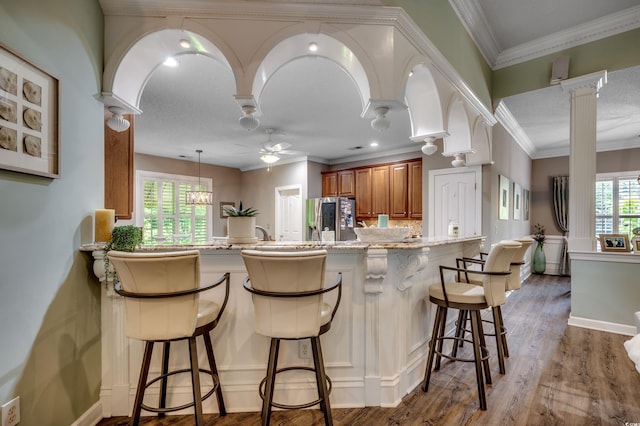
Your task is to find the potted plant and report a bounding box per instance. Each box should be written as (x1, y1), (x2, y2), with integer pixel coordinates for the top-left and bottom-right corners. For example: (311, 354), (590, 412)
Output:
(103, 225), (143, 282)
(532, 223), (546, 274)
(224, 201), (259, 244)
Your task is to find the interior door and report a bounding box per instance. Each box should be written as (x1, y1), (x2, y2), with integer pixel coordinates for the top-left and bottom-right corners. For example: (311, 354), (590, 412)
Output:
(275, 185), (302, 241)
(428, 166), (481, 237)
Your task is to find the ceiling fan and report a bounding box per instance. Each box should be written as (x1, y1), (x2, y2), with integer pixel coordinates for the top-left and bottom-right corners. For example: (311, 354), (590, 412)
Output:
(259, 128), (302, 167)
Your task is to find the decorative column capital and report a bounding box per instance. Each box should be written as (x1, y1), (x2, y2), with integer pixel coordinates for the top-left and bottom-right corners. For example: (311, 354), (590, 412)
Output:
(560, 70), (607, 94)
(363, 249), (388, 293)
(396, 248), (429, 291)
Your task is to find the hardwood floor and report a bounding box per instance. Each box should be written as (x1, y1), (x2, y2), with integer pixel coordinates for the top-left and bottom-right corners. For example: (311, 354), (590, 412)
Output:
(97, 274), (640, 425)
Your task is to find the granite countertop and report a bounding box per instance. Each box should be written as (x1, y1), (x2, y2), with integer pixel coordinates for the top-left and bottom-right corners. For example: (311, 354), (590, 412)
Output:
(80, 235), (484, 252)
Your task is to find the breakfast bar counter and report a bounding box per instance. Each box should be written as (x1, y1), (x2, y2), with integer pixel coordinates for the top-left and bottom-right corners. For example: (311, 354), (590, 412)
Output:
(83, 236), (484, 417)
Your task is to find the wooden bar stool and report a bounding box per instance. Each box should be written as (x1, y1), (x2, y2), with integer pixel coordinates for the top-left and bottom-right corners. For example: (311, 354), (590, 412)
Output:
(107, 250), (230, 425)
(241, 249), (342, 426)
(422, 241), (521, 410)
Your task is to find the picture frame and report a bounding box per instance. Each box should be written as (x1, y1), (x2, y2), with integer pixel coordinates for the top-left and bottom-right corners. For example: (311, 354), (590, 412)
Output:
(632, 237), (640, 254)
(599, 234), (631, 252)
(499, 175), (510, 220)
(513, 182), (522, 220)
(219, 201), (235, 218)
(0, 43), (59, 178)
(523, 189), (530, 220)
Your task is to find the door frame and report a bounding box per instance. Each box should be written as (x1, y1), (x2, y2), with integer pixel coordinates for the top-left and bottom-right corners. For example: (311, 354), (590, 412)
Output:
(427, 165), (482, 237)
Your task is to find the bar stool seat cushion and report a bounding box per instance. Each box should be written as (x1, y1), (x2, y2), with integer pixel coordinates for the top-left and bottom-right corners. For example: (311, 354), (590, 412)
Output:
(197, 300), (221, 328)
(429, 281), (486, 305)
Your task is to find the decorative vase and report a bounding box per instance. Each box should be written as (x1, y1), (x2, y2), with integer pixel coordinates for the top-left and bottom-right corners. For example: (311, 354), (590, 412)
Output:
(227, 216), (258, 244)
(533, 241), (546, 274)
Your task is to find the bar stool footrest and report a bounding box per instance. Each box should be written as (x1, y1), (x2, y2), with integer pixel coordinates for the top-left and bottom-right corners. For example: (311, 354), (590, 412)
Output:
(140, 367), (220, 414)
(259, 366), (332, 410)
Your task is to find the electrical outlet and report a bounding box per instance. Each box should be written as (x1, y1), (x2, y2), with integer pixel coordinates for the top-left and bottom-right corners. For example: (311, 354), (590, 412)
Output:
(2, 396), (20, 426)
(299, 340), (310, 358)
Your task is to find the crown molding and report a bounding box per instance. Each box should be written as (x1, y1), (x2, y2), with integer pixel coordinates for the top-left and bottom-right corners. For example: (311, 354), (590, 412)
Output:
(450, 0), (640, 70)
(494, 100), (536, 157)
(448, 0), (500, 67)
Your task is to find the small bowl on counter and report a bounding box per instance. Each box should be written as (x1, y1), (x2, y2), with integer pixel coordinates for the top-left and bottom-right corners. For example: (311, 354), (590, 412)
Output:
(354, 227), (411, 243)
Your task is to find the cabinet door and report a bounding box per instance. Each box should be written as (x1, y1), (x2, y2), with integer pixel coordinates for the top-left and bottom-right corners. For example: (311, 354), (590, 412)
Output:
(322, 172), (338, 197)
(371, 165), (389, 215)
(390, 163), (408, 218)
(408, 161), (422, 219)
(355, 168), (372, 218)
(338, 170), (355, 197)
(104, 114), (134, 220)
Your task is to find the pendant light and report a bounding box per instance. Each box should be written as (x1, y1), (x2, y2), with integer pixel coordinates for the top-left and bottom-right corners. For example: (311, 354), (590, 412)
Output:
(185, 150), (213, 205)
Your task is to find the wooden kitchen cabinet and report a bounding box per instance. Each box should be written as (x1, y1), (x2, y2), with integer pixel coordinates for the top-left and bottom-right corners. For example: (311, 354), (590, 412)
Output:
(322, 170), (355, 197)
(355, 168), (372, 218)
(408, 161), (422, 219)
(104, 114), (134, 220)
(371, 165), (389, 216)
(390, 163), (408, 218)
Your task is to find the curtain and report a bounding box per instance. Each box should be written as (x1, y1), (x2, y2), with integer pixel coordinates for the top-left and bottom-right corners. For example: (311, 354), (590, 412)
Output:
(553, 176), (570, 276)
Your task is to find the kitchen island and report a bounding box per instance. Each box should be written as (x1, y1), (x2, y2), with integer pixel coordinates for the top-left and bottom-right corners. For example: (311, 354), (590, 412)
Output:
(83, 236), (484, 417)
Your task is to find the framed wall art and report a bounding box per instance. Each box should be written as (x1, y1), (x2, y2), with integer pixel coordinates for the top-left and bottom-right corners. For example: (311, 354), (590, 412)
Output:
(0, 43), (59, 178)
(523, 188), (530, 220)
(499, 174), (510, 220)
(513, 182), (522, 220)
(599, 234), (631, 252)
(220, 201), (235, 218)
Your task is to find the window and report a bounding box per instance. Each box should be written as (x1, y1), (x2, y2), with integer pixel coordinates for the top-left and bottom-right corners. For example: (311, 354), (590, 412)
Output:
(136, 170), (212, 245)
(595, 172), (640, 239)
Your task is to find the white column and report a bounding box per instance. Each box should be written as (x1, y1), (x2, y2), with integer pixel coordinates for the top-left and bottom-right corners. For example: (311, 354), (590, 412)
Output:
(560, 71), (607, 252)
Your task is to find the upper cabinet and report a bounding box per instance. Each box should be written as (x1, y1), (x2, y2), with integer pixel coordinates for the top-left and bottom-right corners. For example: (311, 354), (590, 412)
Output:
(322, 170), (355, 197)
(104, 114), (134, 220)
(324, 158), (421, 220)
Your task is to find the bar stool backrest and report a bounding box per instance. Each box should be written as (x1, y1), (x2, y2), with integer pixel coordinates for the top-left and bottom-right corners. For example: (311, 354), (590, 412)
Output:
(107, 250), (201, 341)
(241, 250), (327, 339)
(482, 241), (521, 306)
(507, 237), (534, 291)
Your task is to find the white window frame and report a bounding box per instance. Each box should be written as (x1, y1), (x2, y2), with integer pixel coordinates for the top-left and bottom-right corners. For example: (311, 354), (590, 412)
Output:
(135, 170), (213, 244)
(595, 171), (640, 238)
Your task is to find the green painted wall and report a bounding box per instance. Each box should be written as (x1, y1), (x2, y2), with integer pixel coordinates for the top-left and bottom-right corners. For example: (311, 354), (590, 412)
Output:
(386, 0), (493, 110)
(0, 0), (104, 424)
(572, 259), (640, 327)
(493, 28), (640, 99)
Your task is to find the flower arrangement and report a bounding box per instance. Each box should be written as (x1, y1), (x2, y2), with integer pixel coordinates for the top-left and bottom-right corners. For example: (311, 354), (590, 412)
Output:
(533, 223), (545, 243)
(223, 201), (258, 217)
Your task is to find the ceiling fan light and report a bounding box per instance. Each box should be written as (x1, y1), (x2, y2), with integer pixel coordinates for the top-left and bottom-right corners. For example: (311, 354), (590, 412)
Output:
(106, 106), (130, 132)
(260, 153), (280, 164)
(371, 107), (390, 132)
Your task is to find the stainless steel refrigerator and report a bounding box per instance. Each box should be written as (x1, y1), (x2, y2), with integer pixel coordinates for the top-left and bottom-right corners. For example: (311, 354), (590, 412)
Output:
(306, 197), (356, 241)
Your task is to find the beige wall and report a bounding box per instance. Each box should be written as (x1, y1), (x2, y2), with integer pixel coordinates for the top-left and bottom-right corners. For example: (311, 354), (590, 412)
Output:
(531, 148), (640, 235)
(483, 123), (533, 248)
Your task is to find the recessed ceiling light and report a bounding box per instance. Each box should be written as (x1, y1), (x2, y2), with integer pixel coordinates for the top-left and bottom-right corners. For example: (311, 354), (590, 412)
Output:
(370, 142), (379, 147)
(308, 42), (318, 52)
(163, 57), (179, 67)
(179, 39), (191, 49)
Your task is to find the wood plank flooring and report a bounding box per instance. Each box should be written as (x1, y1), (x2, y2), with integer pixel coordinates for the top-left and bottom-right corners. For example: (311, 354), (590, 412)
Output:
(97, 274), (640, 425)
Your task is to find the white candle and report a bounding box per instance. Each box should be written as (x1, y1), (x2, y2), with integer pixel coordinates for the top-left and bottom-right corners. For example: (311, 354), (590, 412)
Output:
(95, 209), (115, 242)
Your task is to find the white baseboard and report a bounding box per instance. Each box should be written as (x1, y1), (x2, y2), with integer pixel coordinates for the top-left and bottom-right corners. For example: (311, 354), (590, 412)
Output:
(568, 314), (637, 336)
(72, 401), (103, 426)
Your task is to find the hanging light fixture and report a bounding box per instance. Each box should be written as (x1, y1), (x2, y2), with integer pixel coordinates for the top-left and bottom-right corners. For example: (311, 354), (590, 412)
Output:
(185, 150), (213, 205)
(260, 153), (279, 172)
(421, 136), (438, 155)
(371, 107), (390, 132)
(239, 105), (260, 131)
(106, 106), (130, 132)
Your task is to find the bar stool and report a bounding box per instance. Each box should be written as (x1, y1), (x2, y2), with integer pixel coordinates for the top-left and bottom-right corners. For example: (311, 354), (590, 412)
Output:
(453, 237), (534, 364)
(241, 249), (342, 426)
(422, 241), (521, 410)
(107, 250), (229, 426)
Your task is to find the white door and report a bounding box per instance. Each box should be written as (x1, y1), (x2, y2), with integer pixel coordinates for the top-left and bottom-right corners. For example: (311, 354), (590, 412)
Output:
(275, 185), (303, 241)
(428, 166), (481, 237)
